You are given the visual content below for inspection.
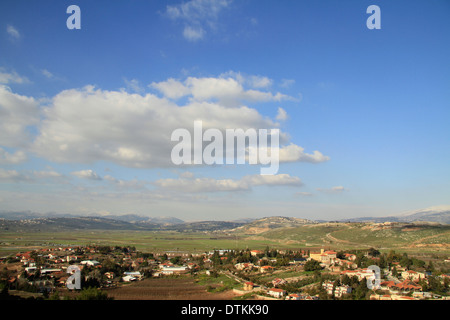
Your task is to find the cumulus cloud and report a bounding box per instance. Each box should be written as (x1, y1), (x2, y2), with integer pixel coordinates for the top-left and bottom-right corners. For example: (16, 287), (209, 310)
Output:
(150, 78), (191, 99)
(0, 71), (325, 171)
(248, 75), (272, 88)
(154, 173), (302, 193)
(150, 75), (294, 107)
(0, 85), (39, 148)
(29, 74), (328, 170)
(33, 84), (281, 168)
(279, 144), (330, 163)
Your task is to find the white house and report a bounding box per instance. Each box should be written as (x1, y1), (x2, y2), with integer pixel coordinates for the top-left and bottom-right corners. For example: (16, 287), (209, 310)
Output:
(268, 288), (285, 299)
(81, 260), (100, 266)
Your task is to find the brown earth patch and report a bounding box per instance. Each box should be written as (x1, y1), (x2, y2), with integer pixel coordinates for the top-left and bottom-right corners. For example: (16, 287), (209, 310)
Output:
(104, 277), (240, 300)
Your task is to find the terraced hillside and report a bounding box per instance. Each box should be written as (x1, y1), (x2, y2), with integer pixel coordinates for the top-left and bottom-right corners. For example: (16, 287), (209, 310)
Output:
(245, 222), (450, 251)
(231, 216), (314, 234)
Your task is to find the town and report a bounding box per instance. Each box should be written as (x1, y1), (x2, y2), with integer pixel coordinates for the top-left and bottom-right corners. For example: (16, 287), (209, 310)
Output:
(1, 244), (449, 300)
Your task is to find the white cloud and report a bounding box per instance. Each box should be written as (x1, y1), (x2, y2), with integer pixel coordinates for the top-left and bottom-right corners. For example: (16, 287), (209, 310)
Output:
(150, 78), (191, 99)
(154, 173), (302, 193)
(179, 171), (195, 178)
(104, 175), (146, 190)
(151, 75), (294, 107)
(123, 78), (144, 93)
(242, 174), (302, 187)
(6, 25), (20, 40)
(32, 170), (62, 179)
(276, 107), (288, 121)
(0, 85), (39, 148)
(248, 75), (272, 89)
(295, 191), (313, 197)
(0, 148), (27, 164)
(29, 76), (327, 169)
(165, 0), (231, 41)
(317, 186), (346, 194)
(183, 26), (205, 41)
(71, 169), (102, 181)
(219, 71), (273, 89)
(0, 73), (320, 171)
(0, 168), (64, 182)
(0, 68), (30, 84)
(0, 168), (27, 182)
(279, 144), (330, 163)
(41, 69), (54, 79)
(154, 176), (246, 193)
(33, 84), (282, 168)
(280, 79), (295, 88)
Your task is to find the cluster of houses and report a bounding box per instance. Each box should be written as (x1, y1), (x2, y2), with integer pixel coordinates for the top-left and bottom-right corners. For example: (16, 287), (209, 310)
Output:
(235, 248), (449, 300)
(1, 245), (449, 300)
(1, 246), (199, 293)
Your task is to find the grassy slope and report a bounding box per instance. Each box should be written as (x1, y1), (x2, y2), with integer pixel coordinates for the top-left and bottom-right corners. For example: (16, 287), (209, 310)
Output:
(258, 223), (450, 252)
(1, 222), (449, 256)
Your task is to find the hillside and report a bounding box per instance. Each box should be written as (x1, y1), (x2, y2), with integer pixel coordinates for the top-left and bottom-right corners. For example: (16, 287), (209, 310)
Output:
(253, 221), (450, 250)
(231, 216), (315, 234)
(0, 216), (244, 233)
(342, 206), (450, 224)
(0, 217), (158, 232)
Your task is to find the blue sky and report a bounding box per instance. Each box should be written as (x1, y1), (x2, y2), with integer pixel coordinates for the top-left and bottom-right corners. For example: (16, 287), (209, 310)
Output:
(0, 0), (449, 221)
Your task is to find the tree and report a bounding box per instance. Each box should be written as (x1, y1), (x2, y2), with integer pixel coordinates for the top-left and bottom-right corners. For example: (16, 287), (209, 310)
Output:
(304, 259), (323, 272)
(170, 256), (182, 265)
(368, 248), (380, 257)
(352, 280), (369, 300)
(392, 266), (398, 278)
(378, 254), (387, 268)
(76, 287), (112, 300)
(426, 261), (435, 273)
(399, 253), (412, 269)
(355, 253), (369, 268)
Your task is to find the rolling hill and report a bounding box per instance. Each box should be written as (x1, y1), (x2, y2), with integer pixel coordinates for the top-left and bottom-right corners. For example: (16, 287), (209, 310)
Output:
(249, 221), (450, 250)
(341, 205), (450, 224)
(231, 216), (315, 234)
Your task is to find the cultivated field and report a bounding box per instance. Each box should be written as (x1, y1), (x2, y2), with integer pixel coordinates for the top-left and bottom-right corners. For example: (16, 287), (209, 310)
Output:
(0, 230), (301, 256)
(105, 276), (240, 300)
(1, 221), (449, 257)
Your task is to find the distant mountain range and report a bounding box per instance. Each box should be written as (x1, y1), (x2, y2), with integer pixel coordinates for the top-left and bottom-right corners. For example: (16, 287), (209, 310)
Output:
(0, 205), (448, 233)
(339, 205), (450, 225)
(0, 211), (184, 224)
(0, 213), (245, 233)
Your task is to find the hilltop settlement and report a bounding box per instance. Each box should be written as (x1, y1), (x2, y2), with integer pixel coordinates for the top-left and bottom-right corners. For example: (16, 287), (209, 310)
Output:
(1, 244), (449, 300)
